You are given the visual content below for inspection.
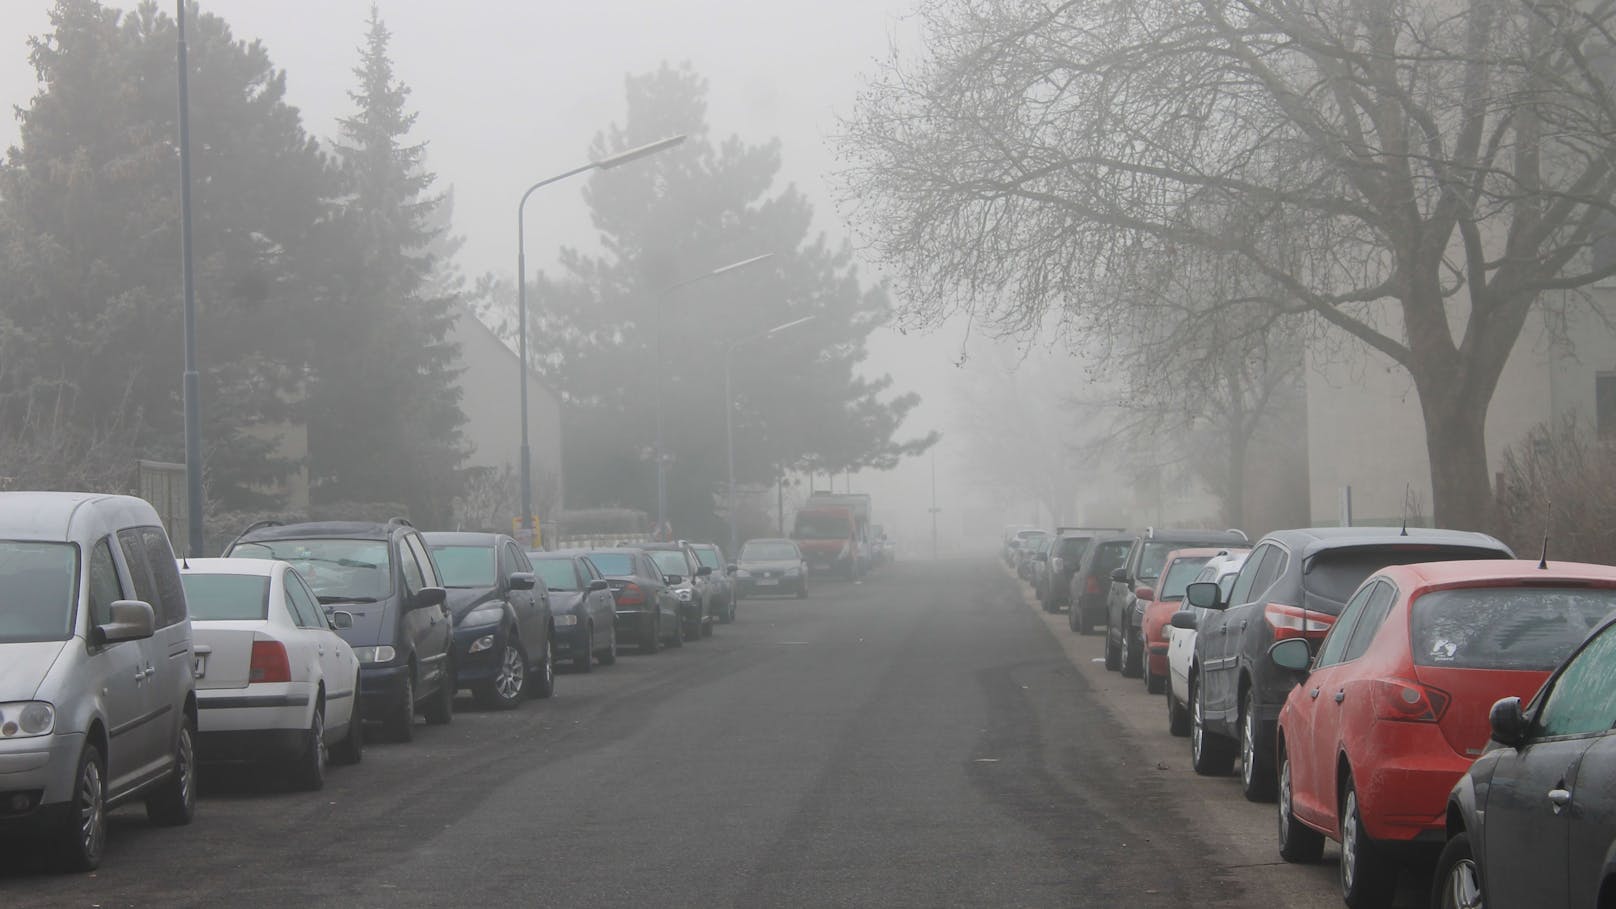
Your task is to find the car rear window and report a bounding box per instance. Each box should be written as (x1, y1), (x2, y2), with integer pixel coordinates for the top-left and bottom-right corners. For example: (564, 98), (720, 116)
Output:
(532, 559), (579, 591)
(1057, 537), (1092, 560)
(1302, 546), (1506, 615)
(1089, 542), (1129, 575)
(1411, 586), (1616, 671)
(586, 552), (636, 576)
(180, 573), (271, 621)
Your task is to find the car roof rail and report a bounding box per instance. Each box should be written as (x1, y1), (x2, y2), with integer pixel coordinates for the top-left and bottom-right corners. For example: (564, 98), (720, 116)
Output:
(225, 519), (283, 552)
(387, 516), (415, 528)
(1227, 528), (1249, 541)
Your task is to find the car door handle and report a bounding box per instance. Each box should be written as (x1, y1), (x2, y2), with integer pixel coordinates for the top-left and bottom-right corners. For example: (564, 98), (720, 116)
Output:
(1239, 621), (1248, 631)
(1309, 688), (1321, 700)
(1333, 690), (1345, 704)
(1549, 788), (1573, 812)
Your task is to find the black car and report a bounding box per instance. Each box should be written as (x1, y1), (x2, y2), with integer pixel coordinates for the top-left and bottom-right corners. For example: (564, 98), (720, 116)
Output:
(638, 542), (714, 640)
(1041, 527), (1122, 613)
(1439, 610), (1616, 909)
(1067, 532), (1133, 634)
(735, 538), (809, 598)
(530, 551), (619, 672)
(582, 548), (685, 653)
(226, 518), (455, 743)
(1188, 527), (1512, 802)
(689, 542), (737, 623)
(1105, 528), (1248, 678)
(423, 532), (555, 708)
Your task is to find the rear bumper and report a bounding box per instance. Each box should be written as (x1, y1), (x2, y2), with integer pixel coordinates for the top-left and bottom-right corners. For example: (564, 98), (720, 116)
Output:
(197, 728), (305, 762)
(552, 623), (590, 659)
(1355, 744), (1473, 842)
(358, 664), (410, 718)
(615, 610), (656, 639)
(197, 682), (314, 733)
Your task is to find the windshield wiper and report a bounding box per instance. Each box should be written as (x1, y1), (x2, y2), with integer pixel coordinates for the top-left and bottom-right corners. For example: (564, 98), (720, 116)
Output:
(317, 595), (379, 604)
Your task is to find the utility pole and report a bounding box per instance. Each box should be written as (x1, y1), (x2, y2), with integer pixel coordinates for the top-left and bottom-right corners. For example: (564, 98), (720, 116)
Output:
(929, 449), (941, 561)
(176, 0), (204, 557)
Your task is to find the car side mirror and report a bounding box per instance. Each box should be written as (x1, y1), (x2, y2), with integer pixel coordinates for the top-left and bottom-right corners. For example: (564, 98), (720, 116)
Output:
(329, 610), (355, 630)
(726, 564), (738, 575)
(1268, 638), (1312, 673)
(1490, 696), (1529, 748)
(412, 586), (447, 610)
(588, 579), (609, 592)
(1134, 586), (1155, 602)
(1110, 568), (1129, 584)
(665, 574), (684, 586)
(695, 565), (713, 577)
(1169, 611), (1199, 631)
(93, 599), (156, 645)
(508, 572), (537, 591)
(1183, 582), (1222, 610)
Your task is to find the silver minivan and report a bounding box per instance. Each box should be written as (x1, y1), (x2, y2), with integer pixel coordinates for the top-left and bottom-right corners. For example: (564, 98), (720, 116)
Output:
(0, 492), (197, 871)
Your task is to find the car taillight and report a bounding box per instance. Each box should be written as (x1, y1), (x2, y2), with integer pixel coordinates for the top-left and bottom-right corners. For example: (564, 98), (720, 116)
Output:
(249, 641), (292, 684)
(1371, 679), (1450, 723)
(1084, 575), (1101, 596)
(616, 583), (645, 606)
(1264, 603), (1334, 641)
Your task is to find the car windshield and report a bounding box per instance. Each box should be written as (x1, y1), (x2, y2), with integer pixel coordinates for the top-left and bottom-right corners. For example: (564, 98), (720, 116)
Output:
(1304, 546), (1506, 614)
(0, 541), (77, 643)
(742, 541), (800, 561)
(693, 547), (722, 569)
(794, 513), (851, 539)
(1158, 557), (1213, 600)
(649, 551), (690, 576)
(1410, 586), (1616, 671)
(181, 573), (271, 621)
(532, 559), (579, 591)
(587, 552), (636, 577)
(428, 545), (497, 588)
(230, 538), (392, 602)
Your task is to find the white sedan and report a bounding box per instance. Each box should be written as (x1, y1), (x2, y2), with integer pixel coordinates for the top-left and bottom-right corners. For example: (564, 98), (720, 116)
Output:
(179, 558), (362, 789)
(1165, 551), (1248, 738)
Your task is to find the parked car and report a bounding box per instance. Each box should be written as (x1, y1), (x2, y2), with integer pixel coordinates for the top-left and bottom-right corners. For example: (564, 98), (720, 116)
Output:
(226, 519), (455, 743)
(636, 541), (714, 640)
(1186, 527), (1512, 803)
(1029, 535), (1058, 599)
(530, 551), (618, 672)
(180, 558), (362, 789)
(689, 542), (737, 623)
(1002, 526), (1039, 564)
(1016, 531), (1049, 582)
(1270, 560), (1616, 908)
(423, 532), (554, 708)
(1138, 548), (1233, 694)
(582, 549), (684, 652)
(0, 492), (197, 871)
(1439, 597), (1616, 909)
(735, 538), (809, 598)
(1166, 551), (1250, 737)
(1106, 528), (1248, 678)
(1041, 528), (1121, 614)
(1067, 532), (1134, 634)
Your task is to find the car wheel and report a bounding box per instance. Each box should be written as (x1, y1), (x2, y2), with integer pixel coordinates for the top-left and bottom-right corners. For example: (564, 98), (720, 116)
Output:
(1068, 603), (1082, 633)
(530, 635), (556, 699)
(1103, 623), (1121, 671)
(701, 615), (714, 638)
(423, 661), (454, 725)
(1145, 662), (1165, 694)
(668, 614), (685, 648)
(720, 600), (734, 624)
(55, 742), (107, 872)
(385, 669), (416, 743)
(1191, 675), (1237, 776)
(641, 614), (662, 654)
(1434, 832), (1483, 909)
(288, 705), (327, 792)
(477, 638), (529, 709)
(1121, 626), (1144, 679)
(598, 626), (618, 666)
(797, 580), (807, 599)
(1241, 690), (1277, 802)
(1277, 746), (1324, 863)
(329, 693), (364, 767)
(145, 715), (196, 826)
(1339, 774), (1398, 908)
(573, 626), (594, 673)
(1166, 688), (1191, 737)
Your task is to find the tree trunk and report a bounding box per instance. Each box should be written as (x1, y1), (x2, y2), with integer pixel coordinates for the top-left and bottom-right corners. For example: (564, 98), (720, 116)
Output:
(1224, 427), (1247, 531)
(1417, 388), (1495, 532)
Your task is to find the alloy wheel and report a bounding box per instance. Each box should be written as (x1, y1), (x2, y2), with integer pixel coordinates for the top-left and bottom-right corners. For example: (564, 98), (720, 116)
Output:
(1279, 758), (1293, 842)
(1241, 709), (1256, 789)
(495, 643), (525, 700)
(1441, 857), (1483, 909)
(78, 755), (105, 861)
(1342, 791), (1360, 890)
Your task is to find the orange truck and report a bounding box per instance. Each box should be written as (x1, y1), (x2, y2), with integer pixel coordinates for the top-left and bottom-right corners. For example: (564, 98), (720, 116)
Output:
(791, 493), (871, 580)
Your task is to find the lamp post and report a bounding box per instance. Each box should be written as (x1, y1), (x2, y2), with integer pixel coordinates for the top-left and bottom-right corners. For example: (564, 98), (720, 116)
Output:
(175, 1), (203, 557)
(653, 253), (775, 537)
(725, 316), (814, 556)
(515, 135), (685, 543)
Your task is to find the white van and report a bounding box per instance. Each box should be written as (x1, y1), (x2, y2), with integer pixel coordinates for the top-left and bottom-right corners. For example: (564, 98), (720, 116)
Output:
(0, 492), (197, 871)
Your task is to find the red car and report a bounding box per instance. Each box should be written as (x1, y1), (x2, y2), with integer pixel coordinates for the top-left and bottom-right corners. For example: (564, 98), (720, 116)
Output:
(1138, 547), (1228, 694)
(1270, 560), (1616, 908)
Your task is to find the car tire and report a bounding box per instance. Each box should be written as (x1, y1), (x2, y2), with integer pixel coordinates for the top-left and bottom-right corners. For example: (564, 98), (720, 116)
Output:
(1433, 831), (1482, 909)
(288, 705), (327, 792)
(329, 695), (364, 767)
(1191, 675), (1237, 776)
(1241, 690), (1277, 802)
(797, 581), (807, 599)
(701, 616), (713, 638)
(573, 626), (594, 673)
(598, 627), (618, 666)
(1277, 746), (1325, 863)
(477, 638), (529, 709)
(385, 669), (416, 743)
(668, 615), (685, 648)
(1121, 626), (1144, 679)
(530, 636), (556, 699)
(1166, 689), (1191, 737)
(422, 662), (454, 725)
(641, 614), (662, 654)
(1103, 622), (1121, 671)
(55, 742), (107, 872)
(1339, 774), (1398, 908)
(1145, 663), (1165, 694)
(144, 715), (197, 826)
(719, 600), (734, 624)
(1068, 603), (1082, 633)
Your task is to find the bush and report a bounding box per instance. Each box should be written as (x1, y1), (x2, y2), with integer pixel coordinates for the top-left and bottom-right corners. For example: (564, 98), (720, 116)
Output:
(1496, 419), (1616, 564)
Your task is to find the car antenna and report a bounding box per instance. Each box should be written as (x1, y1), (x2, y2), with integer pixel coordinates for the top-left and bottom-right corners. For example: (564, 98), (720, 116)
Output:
(1399, 482), (1411, 536)
(1538, 500), (1552, 571)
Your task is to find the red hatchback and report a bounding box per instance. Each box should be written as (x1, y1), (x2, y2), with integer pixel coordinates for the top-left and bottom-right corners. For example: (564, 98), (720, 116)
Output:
(1270, 560), (1616, 908)
(1139, 548), (1228, 694)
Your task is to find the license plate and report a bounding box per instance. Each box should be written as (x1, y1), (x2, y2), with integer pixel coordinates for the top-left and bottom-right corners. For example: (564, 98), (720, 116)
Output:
(757, 579), (779, 586)
(193, 655), (207, 679)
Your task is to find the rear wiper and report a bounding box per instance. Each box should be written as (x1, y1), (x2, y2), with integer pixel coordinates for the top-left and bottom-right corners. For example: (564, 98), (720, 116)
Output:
(317, 595), (378, 604)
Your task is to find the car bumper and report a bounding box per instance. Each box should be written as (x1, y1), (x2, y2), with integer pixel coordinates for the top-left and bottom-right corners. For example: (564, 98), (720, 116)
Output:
(452, 625), (506, 688)
(615, 610), (656, 637)
(738, 577), (799, 596)
(552, 623), (590, 659)
(197, 728), (306, 762)
(197, 682), (314, 733)
(358, 663), (411, 719)
(1356, 743), (1474, 843)
(0, 731), (84, 824)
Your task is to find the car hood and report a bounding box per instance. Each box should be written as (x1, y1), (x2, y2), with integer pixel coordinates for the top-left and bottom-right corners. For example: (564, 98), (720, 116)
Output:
(445, 587), (502, 622)
(0, 640), (70, 700)
(549, 591), (586, 615)
(740, 560), (801, 572)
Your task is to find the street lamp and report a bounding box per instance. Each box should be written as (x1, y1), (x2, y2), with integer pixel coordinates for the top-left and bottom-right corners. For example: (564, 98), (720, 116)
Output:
(725, 316), (815, 555)
(515, 135), (686, 543)
(652, 252), (776, 537)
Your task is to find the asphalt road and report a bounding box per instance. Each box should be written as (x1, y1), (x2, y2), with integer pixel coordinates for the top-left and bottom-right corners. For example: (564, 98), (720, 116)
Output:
(4, 558), (1363, 908)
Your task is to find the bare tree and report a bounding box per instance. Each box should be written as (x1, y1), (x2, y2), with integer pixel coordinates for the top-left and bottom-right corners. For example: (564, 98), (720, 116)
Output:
(841, 0), (1616, 529)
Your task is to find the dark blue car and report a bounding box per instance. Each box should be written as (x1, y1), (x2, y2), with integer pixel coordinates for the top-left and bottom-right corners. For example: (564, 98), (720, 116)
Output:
(424, 532), (554, 710)
(530, 551), (618, 672)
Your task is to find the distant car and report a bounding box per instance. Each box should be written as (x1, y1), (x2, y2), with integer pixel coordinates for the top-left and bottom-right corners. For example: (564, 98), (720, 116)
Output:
(1166, 551), (1249, 737)
(1040, 528), (1120, 614)
(689, 542), (737, 624)
(180, 558), (363, 789)
(1272, 561), (1616, 908)
(1440, 601), (1616, 909)
(735, 538), (809, 598)
(1015, 530), (1049, 581)
(1106, 528), (1248, 678)
(583, 549), (685, 652)
(1188, 527), (1513, 803)
(1003, 525), (1039, 564)
(226, 519), (455, 743)
(530, 551), (619, 672)
(637, 542), (714, 640)
(1028, 535), (1058, 597)
(1138, 548), (1233, 694)
(0, 492), (197, 871)
(424, 532), (555, 709)
(1067, 533), (1133, 634)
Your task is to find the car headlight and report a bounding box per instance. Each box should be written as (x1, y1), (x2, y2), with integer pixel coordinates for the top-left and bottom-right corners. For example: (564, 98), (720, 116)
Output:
(462, 607), (503, 628)
(785, 567), (800, 577)
(468, 634), (496, 654)
(0, 701), (55, 739)
(554, 614), (579, 626)
(675, 589), (693, 601)
(353, 646), (397, 665)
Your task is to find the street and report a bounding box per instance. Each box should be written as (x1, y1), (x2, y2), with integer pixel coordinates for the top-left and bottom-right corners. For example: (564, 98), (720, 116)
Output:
(6, 559), (1364, 908)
